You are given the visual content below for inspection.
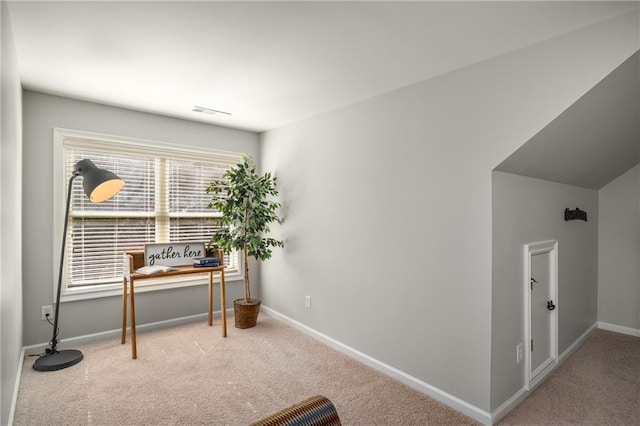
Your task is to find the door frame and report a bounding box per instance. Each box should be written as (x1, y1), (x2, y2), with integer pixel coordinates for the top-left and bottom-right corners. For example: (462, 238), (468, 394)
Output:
(524, 240), (558, 390)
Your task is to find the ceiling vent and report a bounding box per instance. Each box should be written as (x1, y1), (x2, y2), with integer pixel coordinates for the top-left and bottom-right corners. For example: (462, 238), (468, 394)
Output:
(192, 106), (232, 116)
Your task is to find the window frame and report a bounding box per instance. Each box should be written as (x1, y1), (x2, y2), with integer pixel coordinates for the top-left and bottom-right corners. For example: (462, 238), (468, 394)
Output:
(53, 128), (244, 302)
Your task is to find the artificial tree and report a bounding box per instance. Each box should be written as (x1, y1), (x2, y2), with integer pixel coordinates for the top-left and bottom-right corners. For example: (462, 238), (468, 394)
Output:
(206, 155), (284, 328)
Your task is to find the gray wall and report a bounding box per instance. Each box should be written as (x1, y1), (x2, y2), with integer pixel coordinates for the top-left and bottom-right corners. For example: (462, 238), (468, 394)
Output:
(9, 8), (638, 423)
(1, 2), (23, 424)
(598, 164), (640, 332)
(259, 13), (637, 414)
(22, 91), (259, 346)
(491, 171), (598, 409)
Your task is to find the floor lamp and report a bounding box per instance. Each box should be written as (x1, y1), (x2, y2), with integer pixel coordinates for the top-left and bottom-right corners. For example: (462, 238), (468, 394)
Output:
(33, 159), (125, 371)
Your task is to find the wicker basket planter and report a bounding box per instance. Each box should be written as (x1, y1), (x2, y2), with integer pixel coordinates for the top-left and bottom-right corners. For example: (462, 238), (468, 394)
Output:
(234, 298), (261, 329)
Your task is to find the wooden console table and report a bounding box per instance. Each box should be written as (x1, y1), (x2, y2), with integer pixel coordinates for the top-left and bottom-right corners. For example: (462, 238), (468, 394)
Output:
(121, 250), (227, 359)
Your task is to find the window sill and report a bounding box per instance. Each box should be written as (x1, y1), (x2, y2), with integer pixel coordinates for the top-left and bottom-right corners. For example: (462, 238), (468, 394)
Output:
(61, 271), (243, 302)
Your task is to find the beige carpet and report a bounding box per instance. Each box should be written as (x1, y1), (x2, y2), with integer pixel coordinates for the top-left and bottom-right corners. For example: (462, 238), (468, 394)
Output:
(14, 312), (478, 425)
(499, 329), (640, 425)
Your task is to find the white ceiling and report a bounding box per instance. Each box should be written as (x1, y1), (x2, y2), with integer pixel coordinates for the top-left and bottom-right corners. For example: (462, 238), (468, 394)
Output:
(7, 1), (639, 133)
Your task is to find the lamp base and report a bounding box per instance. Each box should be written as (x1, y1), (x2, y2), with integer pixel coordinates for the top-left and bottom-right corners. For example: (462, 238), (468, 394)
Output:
(33, 349), (83, 371)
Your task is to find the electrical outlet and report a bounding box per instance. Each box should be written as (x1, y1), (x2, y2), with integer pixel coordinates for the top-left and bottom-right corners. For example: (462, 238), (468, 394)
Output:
(305, 295), (311, 309)
(41, 305), (53, 321)
(516, 343), (524, 364)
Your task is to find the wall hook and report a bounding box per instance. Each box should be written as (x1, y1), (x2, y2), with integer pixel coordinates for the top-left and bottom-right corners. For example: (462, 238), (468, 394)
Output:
(564, 207), (587, 221)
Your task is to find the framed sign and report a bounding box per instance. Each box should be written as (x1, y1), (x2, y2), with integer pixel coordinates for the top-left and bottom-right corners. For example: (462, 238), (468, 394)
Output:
(144, 242), (206, 267)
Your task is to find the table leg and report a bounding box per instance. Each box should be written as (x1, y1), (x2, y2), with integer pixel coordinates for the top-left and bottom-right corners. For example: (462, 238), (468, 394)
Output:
(130, 278), (137, 359)
(121, 278), (128, 344)
(208, 271), (213, 326)
(220, 270), (227, 337)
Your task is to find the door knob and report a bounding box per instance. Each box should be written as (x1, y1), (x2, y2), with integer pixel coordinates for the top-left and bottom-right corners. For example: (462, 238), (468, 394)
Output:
(547, 300), (556, 311)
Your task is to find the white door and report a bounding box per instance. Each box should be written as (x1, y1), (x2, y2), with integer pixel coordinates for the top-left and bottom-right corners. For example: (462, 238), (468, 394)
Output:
(524, 240), (558, 390)
(531, 252), (553, 375)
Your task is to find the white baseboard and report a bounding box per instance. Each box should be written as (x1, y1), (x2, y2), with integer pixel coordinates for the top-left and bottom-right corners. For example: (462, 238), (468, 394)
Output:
(560, 322), (598, 361)
(8, 347), (26, 426)
(490, 321), (597, 425)
(260, 305), (492, 426)
(598, 321), (640, 337)
(23, 309), (233, 356)
(490, 387), (527, 425)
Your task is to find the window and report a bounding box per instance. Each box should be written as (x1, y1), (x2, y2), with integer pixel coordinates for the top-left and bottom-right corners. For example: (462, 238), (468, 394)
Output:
(54, 128), (242, 299)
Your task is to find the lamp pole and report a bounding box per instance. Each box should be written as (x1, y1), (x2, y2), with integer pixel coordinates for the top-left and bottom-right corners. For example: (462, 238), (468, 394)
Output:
(33, 172), (83, 371)
(34, 159), (124, 371)
(50, 172), (79, 352)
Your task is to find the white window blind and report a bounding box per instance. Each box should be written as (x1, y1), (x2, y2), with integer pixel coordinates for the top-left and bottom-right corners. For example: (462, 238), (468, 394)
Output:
(58, 129), (241, 291)
(167, 159), (237, 270)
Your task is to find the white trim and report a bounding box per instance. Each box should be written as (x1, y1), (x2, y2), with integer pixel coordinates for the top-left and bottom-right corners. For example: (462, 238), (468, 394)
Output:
(23, 308), (233, 356)
(528, 359), (557, 390)
(8, 347), (25, 426)
(490, 387), (528, 425)
(52, 128), (66, 303)
(491, 322), (596, 424)
(598, 321), (640, 337)
(560, 322), (597, 361)
(523, 240), (558, 391)
(52, 127), (244, 302)
(260, 306), (492, 426)
(54, 127), (242, 164)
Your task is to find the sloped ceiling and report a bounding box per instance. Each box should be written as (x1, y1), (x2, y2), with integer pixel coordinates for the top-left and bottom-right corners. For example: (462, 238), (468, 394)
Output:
(6, 1), (639, 132)
(495, 51), (639, 190)
(7, 2), (639, 188)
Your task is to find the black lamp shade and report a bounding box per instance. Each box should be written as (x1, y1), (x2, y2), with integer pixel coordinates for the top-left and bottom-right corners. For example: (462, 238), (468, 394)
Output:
(75, 159), (125, 203)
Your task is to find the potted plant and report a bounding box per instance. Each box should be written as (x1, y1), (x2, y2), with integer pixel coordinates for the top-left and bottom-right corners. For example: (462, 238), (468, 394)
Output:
(206, 155), (284, 328)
